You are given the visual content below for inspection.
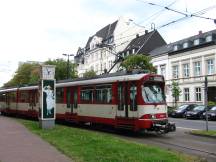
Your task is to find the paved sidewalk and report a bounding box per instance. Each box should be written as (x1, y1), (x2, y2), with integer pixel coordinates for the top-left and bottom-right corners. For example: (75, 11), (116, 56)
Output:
(0, 116), (71, 162)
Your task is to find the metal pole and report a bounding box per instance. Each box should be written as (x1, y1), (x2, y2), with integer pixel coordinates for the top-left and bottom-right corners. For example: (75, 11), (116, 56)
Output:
(63, 54), (74, 79)
(204, 76), (208, 131)
(67, 55), (69, 79)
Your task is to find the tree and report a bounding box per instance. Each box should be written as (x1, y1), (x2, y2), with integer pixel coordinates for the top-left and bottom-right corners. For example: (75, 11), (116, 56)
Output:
(45, 59), (78, 80)
(83, 69), (96, 78)
(3, 62), (40, 87)
(171, 81), (182, 108)
(120, 54), (156, 73)
(3, 59), (78, 88)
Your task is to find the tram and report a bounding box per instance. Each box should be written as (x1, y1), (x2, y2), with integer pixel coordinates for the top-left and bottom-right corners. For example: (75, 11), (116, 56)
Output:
(0, 71), (175, 133)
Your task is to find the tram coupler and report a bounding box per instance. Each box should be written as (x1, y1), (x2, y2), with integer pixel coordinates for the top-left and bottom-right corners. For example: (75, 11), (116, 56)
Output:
(153, 122), (176, 134)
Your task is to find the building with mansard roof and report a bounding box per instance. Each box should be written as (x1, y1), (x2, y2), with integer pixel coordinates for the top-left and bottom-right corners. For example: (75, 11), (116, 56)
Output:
(150, 29), (216, 106)
(75, 17), (145, 77)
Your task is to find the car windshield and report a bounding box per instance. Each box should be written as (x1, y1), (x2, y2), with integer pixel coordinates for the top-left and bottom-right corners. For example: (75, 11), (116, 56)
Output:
(177, 105), (188, 110)
(193, 106), (205, 111)
(210, 106), (216, 111)
(142, 83), (165, 103)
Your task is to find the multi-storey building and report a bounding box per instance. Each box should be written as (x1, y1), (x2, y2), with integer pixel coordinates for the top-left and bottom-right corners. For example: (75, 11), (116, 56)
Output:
(75, 17), (145, 77)
(75, 16), (216, 106)
(150, 29), (216, 106)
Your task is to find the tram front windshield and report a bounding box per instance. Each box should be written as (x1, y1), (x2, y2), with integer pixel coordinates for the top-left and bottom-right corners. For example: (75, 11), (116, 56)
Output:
(142, 83), (165, 103)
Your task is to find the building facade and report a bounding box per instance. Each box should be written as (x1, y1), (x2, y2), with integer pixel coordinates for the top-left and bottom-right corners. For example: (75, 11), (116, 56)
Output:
(151, 30), (216, 106)
(75, 17), (216, 107)
(75, 17), (145, 77)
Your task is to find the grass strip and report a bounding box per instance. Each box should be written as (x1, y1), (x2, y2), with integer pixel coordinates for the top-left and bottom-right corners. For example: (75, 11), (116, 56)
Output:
(19, 119), (199, 162)
(191, 130), (216, 137)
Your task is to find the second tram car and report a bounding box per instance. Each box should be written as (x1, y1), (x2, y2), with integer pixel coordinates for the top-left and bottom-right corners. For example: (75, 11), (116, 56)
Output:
(0, 72), (175, 133)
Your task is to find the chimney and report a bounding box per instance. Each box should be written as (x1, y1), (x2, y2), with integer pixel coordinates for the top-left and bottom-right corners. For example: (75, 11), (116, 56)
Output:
(136, 34), (139, 38)
(145, 30), (148, 34)
(199, 30), (202, 35)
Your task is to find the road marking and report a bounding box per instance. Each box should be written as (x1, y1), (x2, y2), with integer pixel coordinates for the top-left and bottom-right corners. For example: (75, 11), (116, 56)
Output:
(176, 126), (201, 131)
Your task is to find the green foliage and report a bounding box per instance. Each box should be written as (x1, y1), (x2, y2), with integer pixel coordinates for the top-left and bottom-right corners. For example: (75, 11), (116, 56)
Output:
(191, 130), (216, 137)
(83, 69), (96, 78)
(19, 119), (198, 162)
(3, 59), (78, 88)
(120, 54), (156, 73)
(45, 59), (78, 80)
(171, 81), (182, 108)
(3, 62), (40, 87)
(208, 101), (216, 106)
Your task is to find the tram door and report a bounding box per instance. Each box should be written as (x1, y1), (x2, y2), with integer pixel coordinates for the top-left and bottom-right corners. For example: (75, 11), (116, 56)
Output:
(129, 82), (138, 118)
(66, 87), (78, 114)
(117, 82), (138, 118)
(117, 82), (129, 118)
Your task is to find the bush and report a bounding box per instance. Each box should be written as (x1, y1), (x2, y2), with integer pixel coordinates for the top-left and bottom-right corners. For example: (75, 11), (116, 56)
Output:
(208, 101), (216, 106)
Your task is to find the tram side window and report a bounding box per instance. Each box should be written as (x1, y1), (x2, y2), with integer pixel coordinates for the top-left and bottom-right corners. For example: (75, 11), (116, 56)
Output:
(73, 88), (78, 109)
(0, 93), (6, 102)
(20, 91), (29, 103)
(81, 87), (94, 103)
(56, 88), (64, 103)
(9, 92), (17, 102)
(130, 83), (137, 111)
(95, 85), (112, 103)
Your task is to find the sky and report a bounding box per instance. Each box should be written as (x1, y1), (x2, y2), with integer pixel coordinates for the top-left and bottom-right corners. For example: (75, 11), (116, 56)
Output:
(0, 0), (215, 86)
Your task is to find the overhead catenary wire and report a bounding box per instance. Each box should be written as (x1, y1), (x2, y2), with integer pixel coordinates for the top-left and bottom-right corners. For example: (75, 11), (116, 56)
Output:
(136, 0), (216, 21)
(114, 0), (178, 39)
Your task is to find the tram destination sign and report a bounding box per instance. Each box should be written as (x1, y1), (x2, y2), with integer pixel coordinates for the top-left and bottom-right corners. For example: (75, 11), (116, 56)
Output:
(148, 76), (164, 82)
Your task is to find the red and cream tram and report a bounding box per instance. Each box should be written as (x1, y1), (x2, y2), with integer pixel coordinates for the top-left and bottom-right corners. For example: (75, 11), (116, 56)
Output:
(0, 72), (175, 133)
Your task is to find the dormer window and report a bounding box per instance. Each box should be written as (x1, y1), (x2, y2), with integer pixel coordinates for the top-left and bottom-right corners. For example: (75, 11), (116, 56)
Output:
(173, 45), (180, 51)
(194, 38), (204, 45)
(108, 37), (114, 44)
(183, 42), (189, 48)
(206, 35), (212, 42)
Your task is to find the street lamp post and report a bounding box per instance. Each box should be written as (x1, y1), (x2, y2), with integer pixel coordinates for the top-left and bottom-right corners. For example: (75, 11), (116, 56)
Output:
(62, 54), (74, 79)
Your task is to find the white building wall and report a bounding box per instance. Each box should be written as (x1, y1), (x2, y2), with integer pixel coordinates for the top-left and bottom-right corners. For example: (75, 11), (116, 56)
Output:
(153, 44), (216, 107)
(77, 16), (144, 76)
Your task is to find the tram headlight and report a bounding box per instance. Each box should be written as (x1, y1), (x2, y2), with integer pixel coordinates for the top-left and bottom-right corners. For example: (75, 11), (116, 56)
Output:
(151, 114), (156, 119)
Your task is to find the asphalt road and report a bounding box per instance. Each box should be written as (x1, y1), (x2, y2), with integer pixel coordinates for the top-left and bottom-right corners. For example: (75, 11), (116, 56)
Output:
(113, 118), (216, 162)
(169, 117), (216, 130)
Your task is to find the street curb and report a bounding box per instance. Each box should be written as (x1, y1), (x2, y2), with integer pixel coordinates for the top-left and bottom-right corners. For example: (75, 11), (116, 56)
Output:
(187, 131), (216, 139)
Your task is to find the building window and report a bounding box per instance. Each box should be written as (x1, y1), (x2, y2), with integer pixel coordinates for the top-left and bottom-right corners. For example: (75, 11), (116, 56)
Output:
(207, 59), (214, 75)
(206, 35), (212, 42)
(160, 65), (166, 76)
(183, 63), (190, 78)
(195, 87), (201, 101)
(183, 42), (189, 48)
(184, 88), (190, 101)
(172, 65), (179, 79)
(194, 61), (201, 76)
(173, 45), (179, 51)
(194, 39), (200, 45)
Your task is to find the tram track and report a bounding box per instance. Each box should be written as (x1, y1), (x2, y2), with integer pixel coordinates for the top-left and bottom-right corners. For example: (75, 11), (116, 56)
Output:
(146, 138), (216, 157)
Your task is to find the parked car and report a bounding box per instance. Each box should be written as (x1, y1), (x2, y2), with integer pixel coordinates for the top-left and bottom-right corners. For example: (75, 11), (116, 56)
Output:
(186, 105), (211, 119)
(170, 104), (197, 118)
(202, 106), (216, 120)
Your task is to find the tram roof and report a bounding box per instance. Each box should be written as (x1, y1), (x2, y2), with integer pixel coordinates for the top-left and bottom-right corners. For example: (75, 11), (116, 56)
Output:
(0, 71), (153, 92)
(57, 72), (148, 87)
